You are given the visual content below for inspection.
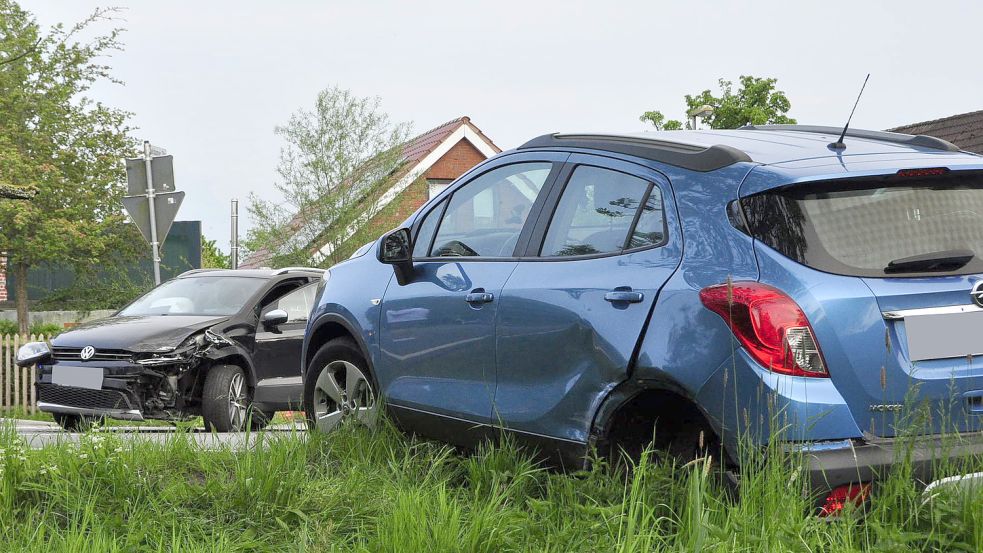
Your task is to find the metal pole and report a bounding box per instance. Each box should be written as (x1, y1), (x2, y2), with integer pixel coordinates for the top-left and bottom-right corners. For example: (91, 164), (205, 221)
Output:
(230, 198), (239, 269)
(143, 141), (162, 285)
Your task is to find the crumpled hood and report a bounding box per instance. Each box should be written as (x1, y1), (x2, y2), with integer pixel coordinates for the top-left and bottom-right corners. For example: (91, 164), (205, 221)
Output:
(52, 315), (228, 352)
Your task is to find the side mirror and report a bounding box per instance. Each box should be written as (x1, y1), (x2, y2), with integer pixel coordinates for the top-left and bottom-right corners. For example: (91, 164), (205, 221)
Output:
(261, 309), (289, 329)
(378, 228), (414, 285)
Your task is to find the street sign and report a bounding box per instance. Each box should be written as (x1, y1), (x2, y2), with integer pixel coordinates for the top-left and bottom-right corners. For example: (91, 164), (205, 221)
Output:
(125, 155), (175, 196)
(122, 191), (185, 247)
(122, 141), (182, 284)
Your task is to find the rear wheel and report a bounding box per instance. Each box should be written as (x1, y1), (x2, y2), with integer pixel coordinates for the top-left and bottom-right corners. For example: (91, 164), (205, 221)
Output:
(304, 338), (378, 433)
(202, 364), (265, 432)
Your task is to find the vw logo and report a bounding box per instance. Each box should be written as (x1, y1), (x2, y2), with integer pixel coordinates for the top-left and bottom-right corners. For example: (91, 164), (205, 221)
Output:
(80, 346), (96, 361)
(972, 281), (983, 308)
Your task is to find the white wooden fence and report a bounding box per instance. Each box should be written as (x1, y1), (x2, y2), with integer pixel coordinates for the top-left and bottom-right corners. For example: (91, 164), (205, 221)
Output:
(0, 334), (48, 414)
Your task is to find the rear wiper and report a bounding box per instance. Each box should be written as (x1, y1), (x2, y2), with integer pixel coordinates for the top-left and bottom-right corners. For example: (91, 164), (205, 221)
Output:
(885, 249), (975, 273)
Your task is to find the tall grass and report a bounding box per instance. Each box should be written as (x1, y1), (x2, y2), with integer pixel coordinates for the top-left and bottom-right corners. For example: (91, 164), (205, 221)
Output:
(2, 418), (983, 552)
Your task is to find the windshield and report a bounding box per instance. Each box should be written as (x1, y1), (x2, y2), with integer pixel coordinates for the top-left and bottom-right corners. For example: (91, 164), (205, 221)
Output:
(119, 276), (266, 316)
(741, 172), (983, 277)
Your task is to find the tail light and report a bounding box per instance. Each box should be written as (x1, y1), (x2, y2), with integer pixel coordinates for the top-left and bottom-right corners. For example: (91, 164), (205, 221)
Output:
(699, 282), (828, 377)
(819, 482), (871, 517)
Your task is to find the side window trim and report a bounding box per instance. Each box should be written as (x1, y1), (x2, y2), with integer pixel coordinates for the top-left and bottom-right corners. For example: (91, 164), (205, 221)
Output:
(524, 161), (671, 259)
(413, 160), (565, 260)
(412, 198), (448, 259)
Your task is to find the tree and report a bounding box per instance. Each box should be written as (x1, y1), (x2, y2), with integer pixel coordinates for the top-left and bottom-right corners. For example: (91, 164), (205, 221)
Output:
(245, 86), (410, 268)
(0, 2), (134, 333)
(200, 235), (230, 269)
(640, 75), (796, 130)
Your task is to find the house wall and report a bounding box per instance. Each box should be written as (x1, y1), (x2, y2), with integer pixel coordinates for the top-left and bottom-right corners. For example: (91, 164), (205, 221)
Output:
(425, 140), (487, 180)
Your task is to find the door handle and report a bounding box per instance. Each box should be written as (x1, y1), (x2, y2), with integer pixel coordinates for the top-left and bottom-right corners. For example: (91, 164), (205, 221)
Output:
(465, 289), (494, 304)
(605, 288), (644, 304)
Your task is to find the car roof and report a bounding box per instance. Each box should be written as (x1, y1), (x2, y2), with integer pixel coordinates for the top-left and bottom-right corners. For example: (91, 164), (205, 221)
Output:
(176, 268), (324, 279)
(517, 125), (979, 170)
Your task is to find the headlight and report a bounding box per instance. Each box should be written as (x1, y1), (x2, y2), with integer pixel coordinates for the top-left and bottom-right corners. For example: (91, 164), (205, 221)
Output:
(17, 341), (51, 367)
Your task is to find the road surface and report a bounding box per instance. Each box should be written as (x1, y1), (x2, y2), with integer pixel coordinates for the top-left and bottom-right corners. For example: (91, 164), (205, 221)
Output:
(2, 418), (307, 450)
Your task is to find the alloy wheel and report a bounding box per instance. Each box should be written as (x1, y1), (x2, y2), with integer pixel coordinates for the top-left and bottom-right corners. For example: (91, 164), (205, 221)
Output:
(312, 360), (377, 432)
(228, 372), (248, 430)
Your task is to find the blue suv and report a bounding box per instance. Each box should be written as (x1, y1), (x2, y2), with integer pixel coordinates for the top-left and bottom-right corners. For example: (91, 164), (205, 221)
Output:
(301, 125), (983, 501)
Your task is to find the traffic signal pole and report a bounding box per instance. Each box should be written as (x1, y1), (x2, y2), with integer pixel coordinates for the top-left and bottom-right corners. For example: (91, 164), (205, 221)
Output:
(143, 141), (162, 285)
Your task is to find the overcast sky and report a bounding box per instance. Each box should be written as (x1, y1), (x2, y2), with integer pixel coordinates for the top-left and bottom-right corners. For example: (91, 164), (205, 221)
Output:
(29, 0), (983, 250)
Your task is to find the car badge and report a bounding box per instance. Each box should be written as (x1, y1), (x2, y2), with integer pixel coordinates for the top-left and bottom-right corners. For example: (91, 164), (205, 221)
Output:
(80, 346), (96, 360)
(972, 281), (983, 308)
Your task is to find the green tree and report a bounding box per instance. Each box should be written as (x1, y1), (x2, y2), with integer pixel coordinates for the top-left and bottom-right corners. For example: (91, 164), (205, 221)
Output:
(245, 86), (410, 268)
(0, 2), (134, 333)
(200, 235), (230, 269)
(640, 75), (796, 130)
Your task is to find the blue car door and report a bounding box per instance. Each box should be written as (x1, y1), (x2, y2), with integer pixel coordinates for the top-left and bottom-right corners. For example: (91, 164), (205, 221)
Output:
(378, 154), (567, 435)
(495, 154), (682, 444)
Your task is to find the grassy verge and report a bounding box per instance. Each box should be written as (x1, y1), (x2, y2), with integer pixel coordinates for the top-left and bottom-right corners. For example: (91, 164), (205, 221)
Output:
(1, 420), (982, 552)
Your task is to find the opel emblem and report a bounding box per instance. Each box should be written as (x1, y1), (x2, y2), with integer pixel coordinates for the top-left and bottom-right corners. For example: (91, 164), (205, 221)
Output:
(972, 281), (983, 308)
(80, 346), (96, 360)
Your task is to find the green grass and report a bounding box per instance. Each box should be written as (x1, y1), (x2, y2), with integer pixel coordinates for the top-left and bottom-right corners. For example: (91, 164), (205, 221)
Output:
(1, 419), (982, 552)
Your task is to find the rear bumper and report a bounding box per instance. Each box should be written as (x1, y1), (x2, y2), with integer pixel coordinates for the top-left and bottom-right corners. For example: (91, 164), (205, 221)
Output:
(804, 433), (983, 492)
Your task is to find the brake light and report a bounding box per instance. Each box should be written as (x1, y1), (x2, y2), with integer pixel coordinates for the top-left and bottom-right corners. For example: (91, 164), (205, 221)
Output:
(699, 282), (828, 377)
(819, 482), (871, 517)
(896, 167), (948, 178)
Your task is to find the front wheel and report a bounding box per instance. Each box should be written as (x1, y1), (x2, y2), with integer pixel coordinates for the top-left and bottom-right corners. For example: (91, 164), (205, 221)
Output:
(53, 412), (98, 432)
(202, 364), (264, 432)
(304, 338), (378, 433)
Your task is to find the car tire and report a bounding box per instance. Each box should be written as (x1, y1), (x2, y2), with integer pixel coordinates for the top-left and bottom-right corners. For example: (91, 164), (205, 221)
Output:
(304, 338), (379, 433)
(53, 412), (98, 432)
(201, 364), (258, 432)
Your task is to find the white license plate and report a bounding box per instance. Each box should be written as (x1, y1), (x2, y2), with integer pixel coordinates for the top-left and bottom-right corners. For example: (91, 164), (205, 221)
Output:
(51, 366), (104, 390)
(905, 310), (983, 361)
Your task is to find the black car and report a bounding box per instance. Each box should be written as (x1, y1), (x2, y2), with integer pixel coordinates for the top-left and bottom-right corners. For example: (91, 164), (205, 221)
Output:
(18, 268), (324, 431)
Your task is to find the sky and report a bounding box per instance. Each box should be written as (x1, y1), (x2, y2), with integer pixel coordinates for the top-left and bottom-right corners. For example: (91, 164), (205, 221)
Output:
(28, 0), (983, 251)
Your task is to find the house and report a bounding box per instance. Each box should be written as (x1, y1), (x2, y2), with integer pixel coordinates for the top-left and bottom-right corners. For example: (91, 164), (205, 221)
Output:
(888, 110), (983, 154)
(241, 116), (501, 268)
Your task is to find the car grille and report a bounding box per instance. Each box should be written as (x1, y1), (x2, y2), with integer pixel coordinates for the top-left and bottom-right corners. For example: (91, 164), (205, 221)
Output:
(52, 347), (133, 363)
(36, 383), (133, 410)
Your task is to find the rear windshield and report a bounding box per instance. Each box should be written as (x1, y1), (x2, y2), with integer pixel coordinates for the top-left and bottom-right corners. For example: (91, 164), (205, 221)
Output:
(741, 172), (983, 277)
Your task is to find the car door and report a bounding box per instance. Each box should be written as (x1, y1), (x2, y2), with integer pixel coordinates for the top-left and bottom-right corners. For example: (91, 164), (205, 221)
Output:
(495, 155), (682, 444)
(378, 154), (567, 434)
(253, 281), (318, 406)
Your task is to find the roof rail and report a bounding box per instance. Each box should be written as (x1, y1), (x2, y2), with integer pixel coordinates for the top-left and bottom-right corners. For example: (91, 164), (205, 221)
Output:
(517, 133), (752, 172)
(272, 266), (326, 275)
(739, 124), (960, 152)
(177, 268), (220, 278)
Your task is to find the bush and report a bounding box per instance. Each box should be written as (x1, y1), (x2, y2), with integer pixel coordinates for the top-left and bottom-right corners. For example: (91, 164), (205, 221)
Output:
(0, 320), (17, 336)
(30, 322), (65, 338)
(0, 320), (65, 337)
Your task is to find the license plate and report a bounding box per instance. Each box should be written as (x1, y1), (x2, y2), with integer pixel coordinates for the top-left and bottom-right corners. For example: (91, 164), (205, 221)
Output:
(51, 366), (104, 390)
(905, 310), (983, 361)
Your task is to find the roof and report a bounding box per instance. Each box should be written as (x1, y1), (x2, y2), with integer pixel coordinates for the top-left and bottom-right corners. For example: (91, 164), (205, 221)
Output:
(519, 125), (974, 168)
(888, 110), (983, 155)
(177, 268), (323, 279)
(240, 116), (500, 269)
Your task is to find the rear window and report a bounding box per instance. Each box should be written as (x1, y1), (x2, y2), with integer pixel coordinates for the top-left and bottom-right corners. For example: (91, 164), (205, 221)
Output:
(741, 172), (983, 277)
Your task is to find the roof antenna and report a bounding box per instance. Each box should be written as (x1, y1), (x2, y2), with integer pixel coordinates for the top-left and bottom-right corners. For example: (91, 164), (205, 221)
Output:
(828, 73), (870, 150)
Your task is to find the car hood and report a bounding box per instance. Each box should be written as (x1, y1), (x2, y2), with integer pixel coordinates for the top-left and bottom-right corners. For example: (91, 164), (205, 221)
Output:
(52, 315), (228, 352)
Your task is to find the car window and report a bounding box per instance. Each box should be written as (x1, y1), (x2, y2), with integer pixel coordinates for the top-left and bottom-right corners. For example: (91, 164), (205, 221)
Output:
(413, 199), (445, 259)
(119, 276), (267, 316)
(264, 283), (317, 323)
(429, 162), (552, 257)
(627, 187), (666, 249)
(541, 166), (656, 257)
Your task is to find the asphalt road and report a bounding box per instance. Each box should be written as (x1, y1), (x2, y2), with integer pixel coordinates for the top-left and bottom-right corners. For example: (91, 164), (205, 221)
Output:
(2, 418), (308, 449)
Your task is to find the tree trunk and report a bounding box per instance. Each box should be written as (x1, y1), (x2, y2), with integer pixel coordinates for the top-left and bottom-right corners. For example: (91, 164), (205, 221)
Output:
(13, 261), (29, 336)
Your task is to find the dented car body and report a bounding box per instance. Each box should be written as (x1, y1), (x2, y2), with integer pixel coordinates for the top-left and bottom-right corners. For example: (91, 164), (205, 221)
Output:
(32, 268), (323, 431)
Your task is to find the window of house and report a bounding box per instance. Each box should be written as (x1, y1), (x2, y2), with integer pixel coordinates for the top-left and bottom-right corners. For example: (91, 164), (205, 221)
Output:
(427, 178), (454, 199)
